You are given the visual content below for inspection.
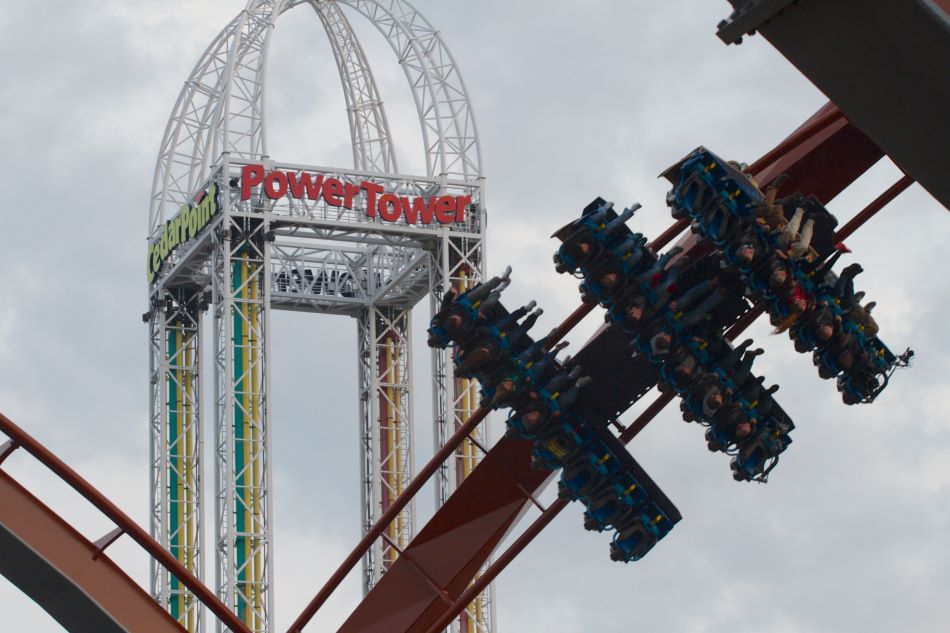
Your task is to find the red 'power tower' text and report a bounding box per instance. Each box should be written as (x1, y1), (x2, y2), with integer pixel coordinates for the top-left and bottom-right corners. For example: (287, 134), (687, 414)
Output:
(239, 164), (471, 225)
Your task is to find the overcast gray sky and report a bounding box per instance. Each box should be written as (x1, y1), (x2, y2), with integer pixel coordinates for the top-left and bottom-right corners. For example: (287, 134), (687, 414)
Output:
(1, 1), (948, 632)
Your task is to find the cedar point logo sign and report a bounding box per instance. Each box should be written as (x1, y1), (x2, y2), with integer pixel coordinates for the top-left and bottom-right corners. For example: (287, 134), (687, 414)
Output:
(240, 164), (472, 225)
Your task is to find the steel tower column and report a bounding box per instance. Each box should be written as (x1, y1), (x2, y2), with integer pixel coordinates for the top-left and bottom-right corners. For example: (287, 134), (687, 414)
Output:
(430, 217), (492, 633)
(358, 305), (415, 594)
(149, 289), (205, 633)
(213, 193), (273, 633)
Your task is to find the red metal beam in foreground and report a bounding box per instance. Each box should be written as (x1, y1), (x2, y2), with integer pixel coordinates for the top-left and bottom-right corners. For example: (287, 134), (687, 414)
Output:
(750, 103), (885, 205)
(0, 413), (251, 633)
(834, 175), (914, 243)
(0, 471), (186, 633)
(747, 103), (845, 175)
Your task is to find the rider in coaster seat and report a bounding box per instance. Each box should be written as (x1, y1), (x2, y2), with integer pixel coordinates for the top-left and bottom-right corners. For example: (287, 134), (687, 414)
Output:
(511, 368), (589, 436)
(749, 173), (789, 229)
(773, 206), (815, 261)
(715, 339), (763, 388)
(555, 229), (603, 274)
(815, 331), (857, 379)
(832, 263), (864, 306)
(770, 281), (812, 333)
(458, 266), (512, 308)
(612, 233), (649, 270)
(791, 303), (840, 353)
(642, 325), (674, 362)
(611, 288), (651, 333)
(682, 372), (733, 422)
(710, 402), (756, 449)
(427, 267), (512, 345)
(731, 227), (770, 271)
(847, 299), (879, 339)
(496, 307), (544, 354)
(454, 330), (505, 377)
(660, 343), (701, 394)
(581, 259), (630, 303)
(558, 455), (608, 501)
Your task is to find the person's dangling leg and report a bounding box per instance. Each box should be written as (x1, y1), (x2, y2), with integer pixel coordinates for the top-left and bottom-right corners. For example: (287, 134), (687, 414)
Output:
(834, 263), (863, 304)
(717, 338), (752, 373)
(732, 348), (764, 386)
(679, 289), (725, 329)
(790, 218), (814, 258)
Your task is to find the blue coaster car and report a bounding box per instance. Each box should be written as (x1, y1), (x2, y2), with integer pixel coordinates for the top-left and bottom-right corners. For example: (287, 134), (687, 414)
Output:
(729, 417), (794, 482)
(665, 147), (911, 405)
(704, 424), (739, 455)
(614, 473), (650, 509)
(583, 487), (632, 532)
(558, 457), (602, 501)
(427, 300), (481, 348)
(530, 424), (591, 471)
(609, 506), (677, 563)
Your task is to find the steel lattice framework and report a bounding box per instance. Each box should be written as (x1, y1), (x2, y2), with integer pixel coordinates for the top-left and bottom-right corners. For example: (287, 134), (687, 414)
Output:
(146, 2), (491, 632)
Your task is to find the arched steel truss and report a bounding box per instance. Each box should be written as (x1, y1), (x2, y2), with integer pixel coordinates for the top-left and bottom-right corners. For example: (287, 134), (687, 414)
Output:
(148, 2), (489, 632)
(150, 0), (482, 234)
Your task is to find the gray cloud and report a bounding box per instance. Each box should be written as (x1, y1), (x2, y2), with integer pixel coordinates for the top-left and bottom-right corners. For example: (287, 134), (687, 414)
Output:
(0, 1), (947, 632)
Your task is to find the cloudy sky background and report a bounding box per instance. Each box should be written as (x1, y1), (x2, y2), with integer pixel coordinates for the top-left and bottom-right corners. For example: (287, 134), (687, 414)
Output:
(1, 1), (948, 631)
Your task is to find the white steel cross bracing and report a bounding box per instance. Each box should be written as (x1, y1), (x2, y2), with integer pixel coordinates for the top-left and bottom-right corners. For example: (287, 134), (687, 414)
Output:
(148, 2), (489, 631)
(148, 288), (206, 632)
(357, 306), (415, 591)
(211, 206), (274, 633)
(307, 0), (399, 174)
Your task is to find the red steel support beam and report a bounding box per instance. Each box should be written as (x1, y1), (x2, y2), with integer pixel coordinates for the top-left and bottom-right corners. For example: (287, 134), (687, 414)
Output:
(750, 106), (884, 205)
(650, 218), (691, 251)
(0, 412), (252, 633)
(0, 471), (187, 633)
(834, 175), (914, 243)
(748, 104), (845, 175)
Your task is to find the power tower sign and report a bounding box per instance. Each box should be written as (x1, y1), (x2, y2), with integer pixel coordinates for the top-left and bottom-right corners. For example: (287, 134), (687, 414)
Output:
(239, 164), (474, 225)
(145, 2), (492, 633)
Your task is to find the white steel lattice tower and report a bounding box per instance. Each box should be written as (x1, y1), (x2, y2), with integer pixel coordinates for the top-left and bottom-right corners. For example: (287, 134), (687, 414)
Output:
(146, 2), (494, 632)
